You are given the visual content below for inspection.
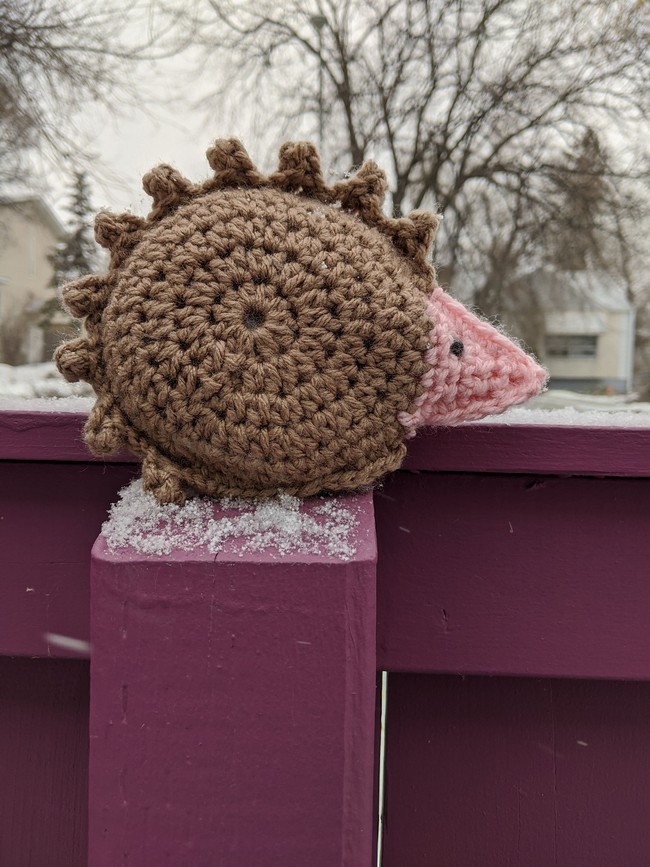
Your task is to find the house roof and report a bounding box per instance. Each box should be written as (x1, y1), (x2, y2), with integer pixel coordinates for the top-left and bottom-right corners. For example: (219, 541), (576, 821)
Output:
(0, 196), (67, 241)
(529, 268), (633, 313)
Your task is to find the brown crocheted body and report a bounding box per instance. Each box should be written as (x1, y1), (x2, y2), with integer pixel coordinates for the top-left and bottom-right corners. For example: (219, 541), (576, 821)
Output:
(100, 186), (430, 500)
(55, 139), (441, 504)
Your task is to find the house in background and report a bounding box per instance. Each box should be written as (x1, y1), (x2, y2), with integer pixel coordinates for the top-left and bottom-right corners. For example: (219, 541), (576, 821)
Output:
(531, 269), (636, 394)
(0, 197), (68, 364)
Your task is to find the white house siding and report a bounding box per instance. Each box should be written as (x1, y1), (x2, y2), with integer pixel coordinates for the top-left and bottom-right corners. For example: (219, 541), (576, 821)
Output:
(0, 200), (65, 362)
(545, 310), (635, 392)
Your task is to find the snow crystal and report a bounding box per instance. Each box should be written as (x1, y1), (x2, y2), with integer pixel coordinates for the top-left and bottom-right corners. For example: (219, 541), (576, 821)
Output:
(102, 479), (359, 560)
(0, 361), (94, 401)
(0, 395), (94, 412)
(477, 406), (650, 427)
(475, 393), (650, 428)
(102, 480), (216, 556)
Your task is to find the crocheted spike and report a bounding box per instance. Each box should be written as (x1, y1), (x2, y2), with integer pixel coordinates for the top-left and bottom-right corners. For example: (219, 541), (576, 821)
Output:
(141, 452), (187, 505)
(142, 164), (195, 221)
(388, 211), (439, 262)
(409, 211), (439, 251)
(94, 212), (146, 264)
(205, 138), (265, 187)
(54, 337), (94, 382)
(270, 141), (328, 197)
(332, 161), (388, 221)
(85, 398), (126, 455)
(61, 274), (109, 318)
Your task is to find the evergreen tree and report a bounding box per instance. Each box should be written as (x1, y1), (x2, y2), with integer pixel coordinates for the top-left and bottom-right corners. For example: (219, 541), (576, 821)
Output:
(41, 171), (98, 329)
(49, 171), (97, 287)
(546, 129), (612, 272)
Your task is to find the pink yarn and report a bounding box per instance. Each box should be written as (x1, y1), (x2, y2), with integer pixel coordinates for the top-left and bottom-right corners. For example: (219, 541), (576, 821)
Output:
(399, 287), (547, 435)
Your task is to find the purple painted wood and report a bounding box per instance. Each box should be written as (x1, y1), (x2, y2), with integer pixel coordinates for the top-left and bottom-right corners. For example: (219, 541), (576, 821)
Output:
(404, 423), (650, 476)
(383, 674), (650, 867)
(0, 410), (132, 463)
(5, 409), (650, 864)
(4, 408), (650, 476)
(0, 658), (89, 867)
(88, 493), (377, 867)
(0, 460), (138, 657)
(375, 470), (650, 679)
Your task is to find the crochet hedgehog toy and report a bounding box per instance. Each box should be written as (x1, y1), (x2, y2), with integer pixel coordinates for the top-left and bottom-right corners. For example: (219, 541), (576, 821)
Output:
(55, 139), (546, 504)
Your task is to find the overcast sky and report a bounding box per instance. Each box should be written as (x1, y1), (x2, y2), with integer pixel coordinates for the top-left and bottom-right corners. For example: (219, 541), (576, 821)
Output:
(38, 0), (332, 228)
(42, 34), (274, 224)
(46, 103), (224, 223)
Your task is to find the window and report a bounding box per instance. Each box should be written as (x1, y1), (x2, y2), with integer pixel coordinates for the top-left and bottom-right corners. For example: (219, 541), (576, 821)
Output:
(545, 335), (598, 359)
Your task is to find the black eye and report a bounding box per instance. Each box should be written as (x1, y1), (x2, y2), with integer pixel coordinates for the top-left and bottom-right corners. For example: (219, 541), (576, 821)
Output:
(450, 339), (464, 357)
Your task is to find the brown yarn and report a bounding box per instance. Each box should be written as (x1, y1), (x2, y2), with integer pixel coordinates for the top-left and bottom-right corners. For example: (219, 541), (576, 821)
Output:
(269, 141), (330, 198)
(55, 139), (439, 504)
(94, 212), (146, 267)
(142, 164), (197, 221)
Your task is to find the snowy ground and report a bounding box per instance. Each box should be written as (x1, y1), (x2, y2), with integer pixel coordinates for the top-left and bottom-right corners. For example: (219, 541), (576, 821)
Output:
(2, 361), (650, 426)
(479, 389), (650, 427)
(0, 362), (93, 401)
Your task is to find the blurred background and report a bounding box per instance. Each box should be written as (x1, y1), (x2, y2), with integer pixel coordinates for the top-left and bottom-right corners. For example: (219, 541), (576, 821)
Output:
(0, 0), (648, 412)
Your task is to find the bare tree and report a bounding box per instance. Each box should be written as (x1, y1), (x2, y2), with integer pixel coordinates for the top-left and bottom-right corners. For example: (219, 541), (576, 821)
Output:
(159, 0), (649, 334)
(0, 0), (183, 190)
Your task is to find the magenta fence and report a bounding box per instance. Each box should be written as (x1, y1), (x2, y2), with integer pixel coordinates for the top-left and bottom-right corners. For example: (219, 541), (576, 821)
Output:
(2, 410), (650, 866)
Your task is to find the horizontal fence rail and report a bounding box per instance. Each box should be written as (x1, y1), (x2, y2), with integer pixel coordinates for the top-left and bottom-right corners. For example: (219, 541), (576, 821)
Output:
(2, 408), (650, 866)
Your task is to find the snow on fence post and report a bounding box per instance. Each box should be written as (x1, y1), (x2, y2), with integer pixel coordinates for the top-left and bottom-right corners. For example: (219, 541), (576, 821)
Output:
(87, 490), (378, 867)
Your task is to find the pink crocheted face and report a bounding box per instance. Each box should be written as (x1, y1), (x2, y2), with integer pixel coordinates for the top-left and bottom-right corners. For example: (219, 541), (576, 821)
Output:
(399, 287), (547, 434)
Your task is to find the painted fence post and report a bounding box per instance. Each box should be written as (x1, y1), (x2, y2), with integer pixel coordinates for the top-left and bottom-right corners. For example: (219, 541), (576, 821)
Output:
(87, 492), (377, 867)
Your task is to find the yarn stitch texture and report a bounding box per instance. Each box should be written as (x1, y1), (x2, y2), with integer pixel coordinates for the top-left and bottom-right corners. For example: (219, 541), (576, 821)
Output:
(55, 139), (546, 504)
